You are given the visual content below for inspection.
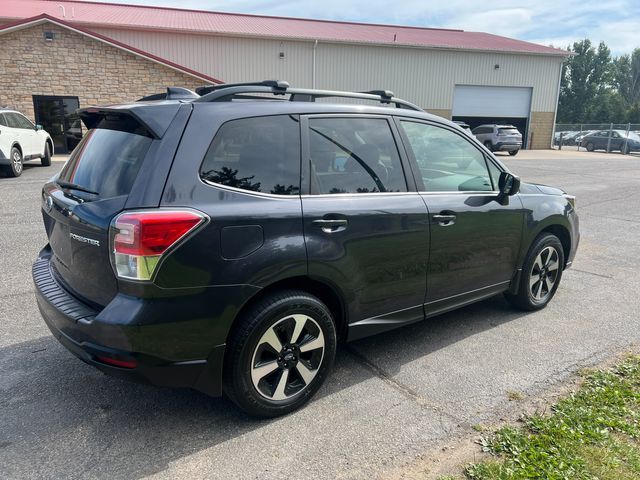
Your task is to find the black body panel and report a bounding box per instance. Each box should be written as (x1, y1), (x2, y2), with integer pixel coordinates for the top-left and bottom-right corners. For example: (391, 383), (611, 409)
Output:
(34, 95), (580, 398)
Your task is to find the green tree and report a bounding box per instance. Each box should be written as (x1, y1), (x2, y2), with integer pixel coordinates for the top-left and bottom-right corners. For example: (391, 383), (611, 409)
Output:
(558, 41), (640, 124)
(559, 40), (613, 122)
(615, 48), (640, 121)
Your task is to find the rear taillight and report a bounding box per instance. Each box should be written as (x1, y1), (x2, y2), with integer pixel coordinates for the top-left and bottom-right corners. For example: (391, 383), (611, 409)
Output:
(110, 209), (207, 281)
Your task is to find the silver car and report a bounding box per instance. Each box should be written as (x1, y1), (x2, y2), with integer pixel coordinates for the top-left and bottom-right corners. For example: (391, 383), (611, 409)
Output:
(472, 124), (522, 156)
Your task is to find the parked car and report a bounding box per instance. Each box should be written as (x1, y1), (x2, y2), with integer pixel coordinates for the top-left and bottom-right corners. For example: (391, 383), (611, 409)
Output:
(0, 108), (54, 177)
(573, 130), (597, 146)
(33, 81), (579, 417)
(453, 120), (471, 131)
(472, 124), (522, 155)
(580, 130), (640, 154)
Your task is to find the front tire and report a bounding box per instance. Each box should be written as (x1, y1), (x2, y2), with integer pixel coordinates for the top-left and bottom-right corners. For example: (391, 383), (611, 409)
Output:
(41, 143), (52, 166)
(585, 142), (595, 152)
(223, 290), (337, 417)
(2, 147), (23, 177)
(509, 149), (519, 156)
(505, 233), (564, 311)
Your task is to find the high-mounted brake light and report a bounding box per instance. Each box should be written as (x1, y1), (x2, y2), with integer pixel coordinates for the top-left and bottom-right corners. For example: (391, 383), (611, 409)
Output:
(111, 209), (207, 281)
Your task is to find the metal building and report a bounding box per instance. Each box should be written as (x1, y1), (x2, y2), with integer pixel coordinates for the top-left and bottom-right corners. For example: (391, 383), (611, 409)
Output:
(0, 0), (568, 151)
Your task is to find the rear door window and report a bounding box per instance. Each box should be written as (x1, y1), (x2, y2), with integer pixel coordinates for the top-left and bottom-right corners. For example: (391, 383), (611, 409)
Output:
(200, 115), (301, 195)
(0, 113), (6, 127)
(308, 117), (407, 194)
(58, 128), (153, 198)
(4, 113), (21, 128)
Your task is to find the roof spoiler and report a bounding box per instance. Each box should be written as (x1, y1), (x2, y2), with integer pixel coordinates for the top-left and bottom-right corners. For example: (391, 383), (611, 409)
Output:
(137, 87), (199, 102)
(78, 103), (182, 138)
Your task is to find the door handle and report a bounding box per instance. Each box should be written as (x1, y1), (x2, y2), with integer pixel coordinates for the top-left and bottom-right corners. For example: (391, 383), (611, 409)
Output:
(312, 219), (348, 233)
(432, 213), (456, 226)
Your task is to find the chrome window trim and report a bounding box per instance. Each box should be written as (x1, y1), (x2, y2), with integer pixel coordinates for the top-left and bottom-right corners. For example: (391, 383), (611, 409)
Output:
(200, 178), (302, 199)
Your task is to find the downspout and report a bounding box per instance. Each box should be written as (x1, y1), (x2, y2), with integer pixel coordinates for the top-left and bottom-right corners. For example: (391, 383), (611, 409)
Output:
(550, 59), (564, 149)
(312, 39), (318, 88)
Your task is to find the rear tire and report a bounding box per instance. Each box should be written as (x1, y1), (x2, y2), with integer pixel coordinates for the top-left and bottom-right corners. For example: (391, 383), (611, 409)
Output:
(41, 143), (51, 166)
(505, 233), (564, 311)
(509, 149), (519, 156)
(585, 142), (595, 152)
(484, 140), (494, 152)
(622, 143), (630, 155)
(1, 147), (23, 177)
(223, 290), (337, 417)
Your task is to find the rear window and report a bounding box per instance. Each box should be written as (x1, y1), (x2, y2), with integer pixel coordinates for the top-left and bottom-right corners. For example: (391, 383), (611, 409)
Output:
(200, 115), (301, 195)
(58, 128), (152, 198)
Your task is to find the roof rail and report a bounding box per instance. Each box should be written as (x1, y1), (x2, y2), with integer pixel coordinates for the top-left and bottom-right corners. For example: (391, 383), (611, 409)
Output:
(196, 80), (290, 96)
(193, 80), (422, 111)
(137, 87), (199, 102)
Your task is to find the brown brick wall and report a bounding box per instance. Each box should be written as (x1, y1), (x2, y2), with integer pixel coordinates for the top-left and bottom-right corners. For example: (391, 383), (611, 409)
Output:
(424, 108), (451, 120)
(0, 23), (206, 122)
(529, 111), (555, 149)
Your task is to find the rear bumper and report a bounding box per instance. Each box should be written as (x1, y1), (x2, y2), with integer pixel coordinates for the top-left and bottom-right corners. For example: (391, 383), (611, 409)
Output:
(32, 247), (226, 397)
(494, 142), (522, 151)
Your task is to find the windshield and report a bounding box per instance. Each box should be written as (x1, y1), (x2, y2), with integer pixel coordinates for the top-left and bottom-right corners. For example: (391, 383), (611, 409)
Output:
(58, 128), (152, 199)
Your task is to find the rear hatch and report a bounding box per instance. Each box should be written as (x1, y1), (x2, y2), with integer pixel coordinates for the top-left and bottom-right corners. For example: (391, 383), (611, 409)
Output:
(497, 127), (522, 144)
(42, 115), (155, 307)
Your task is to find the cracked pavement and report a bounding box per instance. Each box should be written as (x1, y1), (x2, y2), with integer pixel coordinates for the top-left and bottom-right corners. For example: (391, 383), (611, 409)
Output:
(1, 150), (639, 479)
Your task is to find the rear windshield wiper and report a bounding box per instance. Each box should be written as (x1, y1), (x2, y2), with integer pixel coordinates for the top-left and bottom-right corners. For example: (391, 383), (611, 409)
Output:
(55, 180), (99, 196)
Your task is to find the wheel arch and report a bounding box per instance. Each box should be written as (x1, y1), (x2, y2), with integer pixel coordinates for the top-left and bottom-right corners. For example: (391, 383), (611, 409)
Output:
(231, 276), (348, 342)
(10, 142), (22, 155)
(539, 224), (572, 268)
(45, 137), (54, 156)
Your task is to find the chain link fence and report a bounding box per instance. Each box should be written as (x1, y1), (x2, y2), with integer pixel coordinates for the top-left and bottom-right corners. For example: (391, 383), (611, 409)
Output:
(553, 123), (640, 154)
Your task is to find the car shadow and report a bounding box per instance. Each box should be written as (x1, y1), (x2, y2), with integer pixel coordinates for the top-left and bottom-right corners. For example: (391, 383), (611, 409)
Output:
(0, 295), (528, 479)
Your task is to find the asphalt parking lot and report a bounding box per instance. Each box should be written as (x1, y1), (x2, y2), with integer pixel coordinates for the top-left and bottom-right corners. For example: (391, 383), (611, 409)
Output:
(1, 150), (639, 479)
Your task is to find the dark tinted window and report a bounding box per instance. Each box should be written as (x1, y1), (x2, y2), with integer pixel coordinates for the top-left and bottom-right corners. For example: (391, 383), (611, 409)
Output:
(498, 128), (519, 135)
(400, 121), (494, 192)
(308, 117), (406, 194)
(4, 113), (21, 128)
(0, 113), (6, 127)
(14, 113), (34, 129)
(58, 128), (152, 198)
(200, 115), (300, 195)
(5, 112), (33, 129)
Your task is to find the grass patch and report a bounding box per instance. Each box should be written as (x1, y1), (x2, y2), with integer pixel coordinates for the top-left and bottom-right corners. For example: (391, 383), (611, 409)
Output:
(506, 391), (524, 402)
(464, 356), (640, 479)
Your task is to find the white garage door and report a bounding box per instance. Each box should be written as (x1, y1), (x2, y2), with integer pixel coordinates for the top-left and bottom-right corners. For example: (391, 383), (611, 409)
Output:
(452, 86), (532, 118)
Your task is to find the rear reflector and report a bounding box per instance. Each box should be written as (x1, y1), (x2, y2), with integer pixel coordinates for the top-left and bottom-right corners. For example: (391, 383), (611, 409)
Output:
(111, 209), (207, 281)
(95, 355), (137, 369)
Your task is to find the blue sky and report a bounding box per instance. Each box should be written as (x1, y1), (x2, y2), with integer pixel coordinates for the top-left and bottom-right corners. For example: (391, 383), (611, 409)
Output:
(88, 0), (640, 55)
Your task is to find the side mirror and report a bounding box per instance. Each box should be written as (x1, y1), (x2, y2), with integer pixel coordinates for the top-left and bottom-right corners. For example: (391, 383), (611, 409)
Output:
(498, 171), (520, 197)
(35, 124), (43, 131)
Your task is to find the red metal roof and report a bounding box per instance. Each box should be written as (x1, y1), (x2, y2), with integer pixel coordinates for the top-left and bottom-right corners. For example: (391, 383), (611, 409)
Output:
(0, 0), (569, 56)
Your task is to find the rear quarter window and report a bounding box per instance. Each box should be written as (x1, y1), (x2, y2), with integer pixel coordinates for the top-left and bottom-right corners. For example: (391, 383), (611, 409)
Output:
(199, 115), (301, 195)
(58, 128), (152, 198)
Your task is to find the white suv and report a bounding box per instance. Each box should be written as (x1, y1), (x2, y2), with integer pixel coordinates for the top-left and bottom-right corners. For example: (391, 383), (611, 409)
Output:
(0, 108), (54, 177)
(472, 124), (522, 156)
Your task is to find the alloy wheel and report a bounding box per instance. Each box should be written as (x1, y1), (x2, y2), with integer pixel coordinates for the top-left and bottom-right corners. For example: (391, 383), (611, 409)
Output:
(12, 151), (22, 174)
(529, 246), (560, 301)
(250, 314), (325, 401)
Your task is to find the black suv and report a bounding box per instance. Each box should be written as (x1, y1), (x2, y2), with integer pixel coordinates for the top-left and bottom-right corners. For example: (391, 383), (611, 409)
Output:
(33, 81), (579, 417)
